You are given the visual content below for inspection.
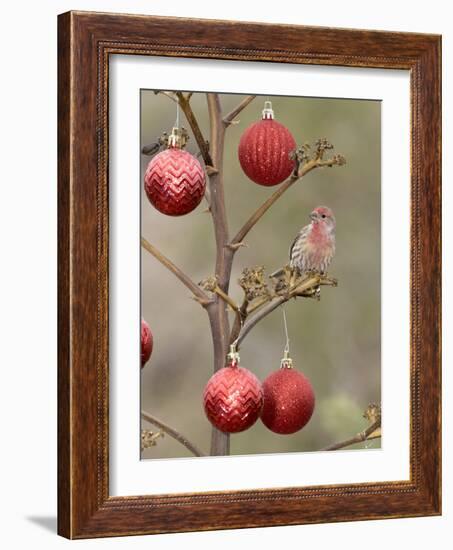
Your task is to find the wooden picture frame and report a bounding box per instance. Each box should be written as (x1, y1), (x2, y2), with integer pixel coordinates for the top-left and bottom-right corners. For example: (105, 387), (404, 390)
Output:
(58, 10), (441, 539)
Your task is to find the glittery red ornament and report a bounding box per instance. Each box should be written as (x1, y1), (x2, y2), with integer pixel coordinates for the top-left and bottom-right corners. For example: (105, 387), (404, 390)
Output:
(203, 354), (263, 433)
(261, 363), (315, 434)
(144, 144), (206, 216)
(141, 318), (153, 368)
(238, 101), (296, 186)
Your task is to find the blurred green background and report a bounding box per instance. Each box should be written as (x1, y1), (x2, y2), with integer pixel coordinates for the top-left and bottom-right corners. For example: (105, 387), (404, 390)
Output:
(140, 91), (381, 459)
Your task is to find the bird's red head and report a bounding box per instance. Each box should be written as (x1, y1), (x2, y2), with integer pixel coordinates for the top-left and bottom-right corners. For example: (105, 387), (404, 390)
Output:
(310, 206), (336, 230)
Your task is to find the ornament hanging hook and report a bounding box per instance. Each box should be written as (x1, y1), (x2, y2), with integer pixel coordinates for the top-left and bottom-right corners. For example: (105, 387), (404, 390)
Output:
(281, 307), (293, 368)
(282, 307), (290, 356)
(175, 99), (180, 128)
(167, 100), (189, 149)
(229, 314), (244, 364)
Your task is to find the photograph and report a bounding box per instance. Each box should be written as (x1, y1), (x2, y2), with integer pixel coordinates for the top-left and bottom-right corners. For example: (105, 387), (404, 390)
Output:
(140, 90), (382, 459)
(0, 0), (446, 543)
(53, 9), (441, 539)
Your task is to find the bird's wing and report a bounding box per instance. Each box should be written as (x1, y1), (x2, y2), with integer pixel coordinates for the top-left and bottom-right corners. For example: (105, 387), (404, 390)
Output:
(289, 226), (308, 261)
(289, 231), (300, 260)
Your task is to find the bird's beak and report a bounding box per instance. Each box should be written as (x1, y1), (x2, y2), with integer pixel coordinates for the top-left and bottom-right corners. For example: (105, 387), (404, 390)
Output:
(310, 212), (317, 221)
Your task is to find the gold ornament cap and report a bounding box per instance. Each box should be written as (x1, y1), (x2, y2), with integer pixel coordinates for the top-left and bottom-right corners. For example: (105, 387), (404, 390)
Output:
(227, 344), (240, 366)
(167, 126), (189, 149)
(280, 349), (294, 369)
(262, 100), (275, 120)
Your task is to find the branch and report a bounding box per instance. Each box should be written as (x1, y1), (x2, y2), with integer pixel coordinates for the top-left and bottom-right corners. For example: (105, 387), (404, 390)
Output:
(231, 153), (345, 247)
(205, 92), (233, 457)
(141, 429), (164, 450)
(141, 236), (211, 306)
(177, 92), (214, 168)
(322, 403), (382, 451)
(321, 420), (382, 451)
(236, 275), (324, 346)
(223, 95), (256, 126)
(154, 90), (213, 166)
(206, 94), (231, 287)
(199, 276), (240, 313)
(154, 90), (179, 103)
(214, 287), (239, 312)
(230, 265), (269, 344)
(231, 173), (298, 246)
(141, 410), (205, 457)
(229, 296), (249, 345)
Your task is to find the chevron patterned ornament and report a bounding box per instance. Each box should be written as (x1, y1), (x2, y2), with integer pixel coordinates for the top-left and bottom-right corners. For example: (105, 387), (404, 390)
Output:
(238, 100), (296, 186)
(203, 348), (263, 433)
(261, 355), (315, 434)
(144, 146), (206, 216)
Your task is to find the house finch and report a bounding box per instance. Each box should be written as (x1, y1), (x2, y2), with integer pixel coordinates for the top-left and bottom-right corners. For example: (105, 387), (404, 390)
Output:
(289, 206), (336, 275)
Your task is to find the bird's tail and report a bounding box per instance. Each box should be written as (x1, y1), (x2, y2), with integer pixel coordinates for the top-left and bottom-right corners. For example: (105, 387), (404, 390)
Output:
(270, 267), (287, 279)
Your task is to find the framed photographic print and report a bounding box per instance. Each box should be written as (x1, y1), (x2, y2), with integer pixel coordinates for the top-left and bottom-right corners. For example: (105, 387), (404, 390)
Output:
(58, 11), (441, 538)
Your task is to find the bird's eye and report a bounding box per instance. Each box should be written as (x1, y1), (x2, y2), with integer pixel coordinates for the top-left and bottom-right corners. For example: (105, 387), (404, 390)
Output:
(321, 214), (326, 218)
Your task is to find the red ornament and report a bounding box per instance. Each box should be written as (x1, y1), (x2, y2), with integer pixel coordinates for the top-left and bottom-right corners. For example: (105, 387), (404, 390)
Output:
(203, 349), (263, 433)
(144, 130), (206, 216)
(141, 318), (153, 368)
(238, 101), (296, 186)
(261, 359), (315, 434)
